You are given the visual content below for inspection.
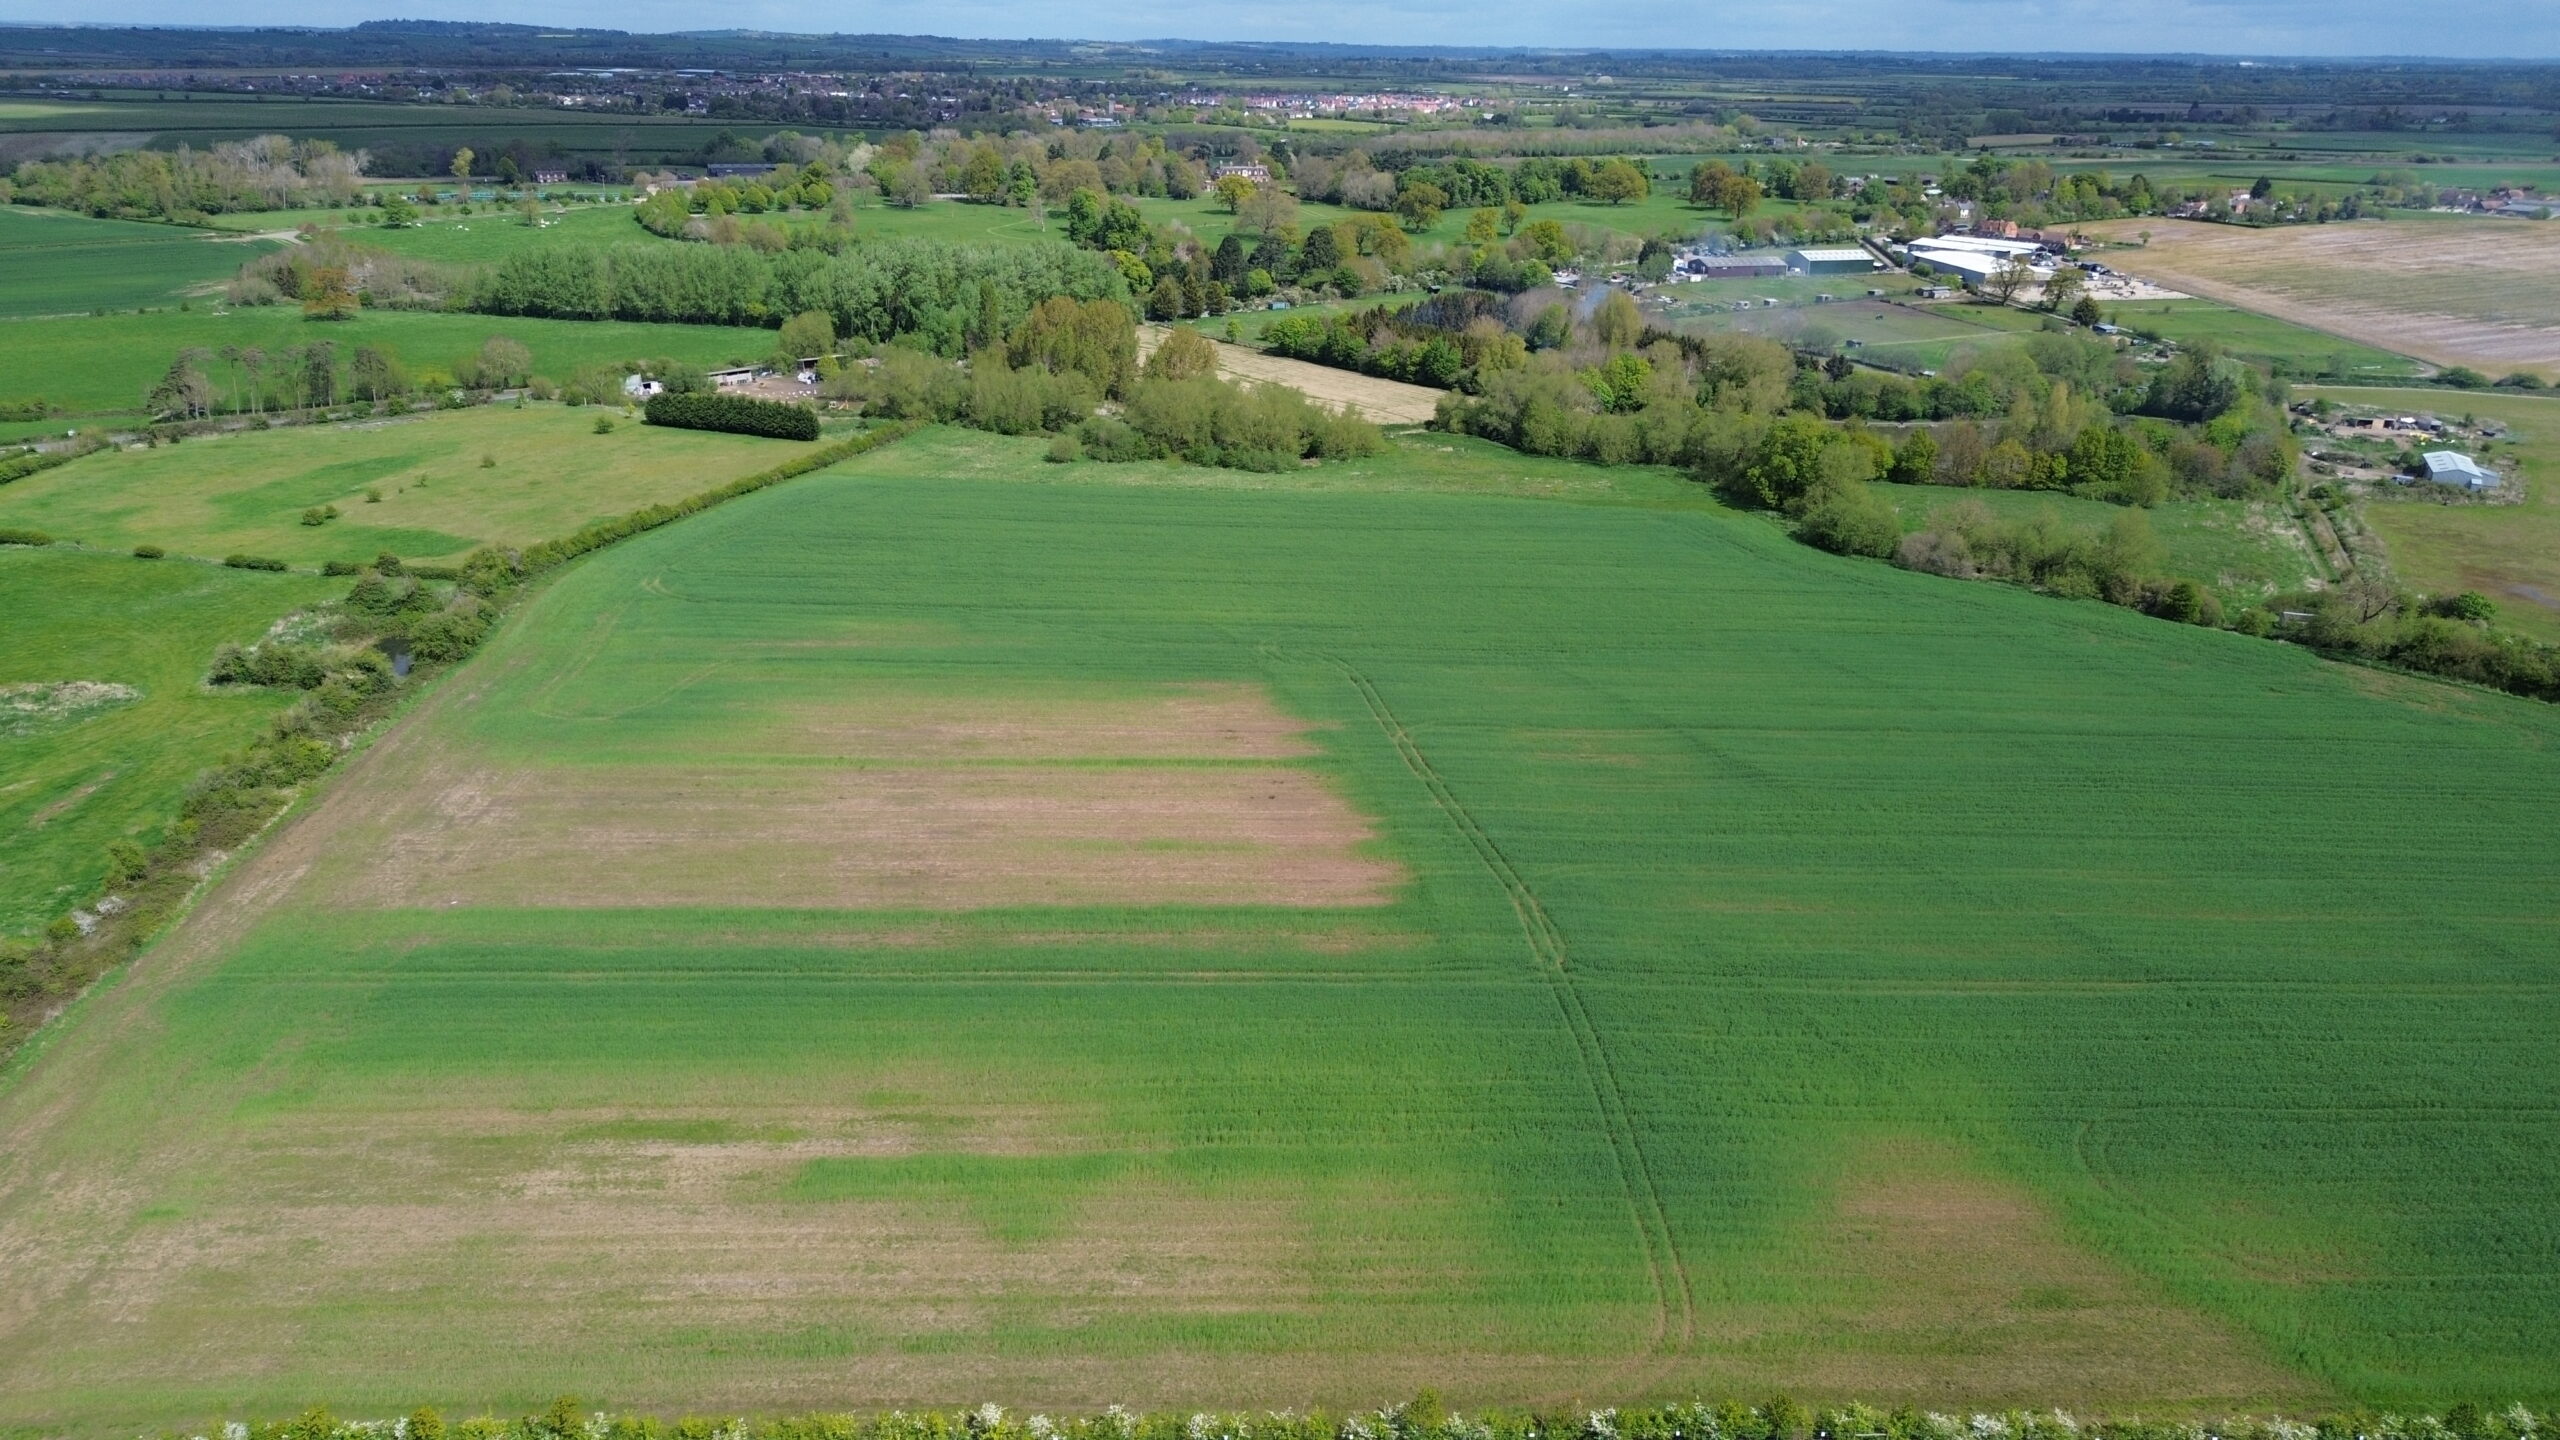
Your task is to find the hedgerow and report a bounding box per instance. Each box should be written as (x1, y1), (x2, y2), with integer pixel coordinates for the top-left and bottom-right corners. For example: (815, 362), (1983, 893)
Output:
(644, 392), (822, 441)
(0, 420), (921, 1070)
(171, 1396), (2550, 1440)
(0, 446), (82, 487)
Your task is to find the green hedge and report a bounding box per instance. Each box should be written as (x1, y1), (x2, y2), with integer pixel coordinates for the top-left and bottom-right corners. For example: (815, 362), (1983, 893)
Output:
(0, 448), (77, 487)
(516, 421), (918, 575)
(0, 527), (51, 547)
(643, 391), (821, 441)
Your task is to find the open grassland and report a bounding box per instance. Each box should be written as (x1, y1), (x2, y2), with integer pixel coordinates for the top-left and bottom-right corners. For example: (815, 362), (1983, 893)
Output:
(0, 308), (776, 417)
(1868, 482), (2325, 599)
(0, 207), (281, 318)
(2089, 217), (2560, 377)
(2103, 299), (2423, 380)
(2, 427), (2557, 1429)
(345, 203), (645, 263)
(0, 403), (800, 565)
(0, 549), (337, 935)
(2314, 386), (2560, 641)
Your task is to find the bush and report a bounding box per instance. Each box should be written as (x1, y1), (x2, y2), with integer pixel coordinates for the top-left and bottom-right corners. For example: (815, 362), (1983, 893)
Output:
(223, 553), (289, 571)
(0, 448), (79, 486)
(133, 544), (165, 559)
(643, 391), (820, 440)
(1793, 479), (1903, 558)
(0, 527), (54, 547)
(321, 559), (360, 576)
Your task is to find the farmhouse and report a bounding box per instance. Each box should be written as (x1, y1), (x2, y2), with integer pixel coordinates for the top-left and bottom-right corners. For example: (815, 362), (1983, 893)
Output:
(1790, 247), (1882, 275)
(1212, 162), (1272, 183)
(2420, 450), (2498, 490)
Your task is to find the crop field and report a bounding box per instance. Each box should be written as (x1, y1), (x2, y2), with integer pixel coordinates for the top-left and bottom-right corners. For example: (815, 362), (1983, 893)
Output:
(1869, 482), (2325, 598)
(0, 404), (799, 566)
(2312, 386), (2560, 641)
(0, 309), (776, 417)
(2088, 216), (2560, 377)
(0, 548), (337, 935)
(2103, 299), (2424, 380)
(0, 207), (282, 318)
(2, 426), (2557, 1431)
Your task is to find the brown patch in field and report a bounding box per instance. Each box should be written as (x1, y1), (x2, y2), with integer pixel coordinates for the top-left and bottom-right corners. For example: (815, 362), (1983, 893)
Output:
(1691, 1137), (2325, 1405)
(771, 682), (1323, 761)
(2089, 218), (2560, 375)
(25, 770), (114, 827)
(1138, 325), (1447, 424)
(331, 683), (1399, 912)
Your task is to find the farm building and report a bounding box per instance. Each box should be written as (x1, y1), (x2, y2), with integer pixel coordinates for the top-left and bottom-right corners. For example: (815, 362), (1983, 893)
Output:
(1686, 255), (1787, 279)
(1908, 234), (2048, 259)
(1790, 247), (1881, 274)
(1908, 247), (2048, 290)
(2420, 451), (2499, 490)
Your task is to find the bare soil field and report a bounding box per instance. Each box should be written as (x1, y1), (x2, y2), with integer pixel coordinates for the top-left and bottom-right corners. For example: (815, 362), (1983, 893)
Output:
(2088, 217), (2560, 375)
(1140, 324), (1446, 424)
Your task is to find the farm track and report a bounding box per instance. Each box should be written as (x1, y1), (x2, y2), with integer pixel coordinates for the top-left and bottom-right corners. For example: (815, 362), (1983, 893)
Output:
(1327, 655), (1699, 1361)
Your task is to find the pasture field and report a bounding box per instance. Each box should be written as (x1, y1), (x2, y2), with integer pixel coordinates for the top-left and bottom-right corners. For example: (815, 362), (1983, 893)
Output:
(0, 207), (281, 318)
(1869, 482), (2325, 599)
(2, 427), (2557, 1430)
(1670, 295), (2037, 370)
(0, 404), (799, 566)
(2311, 385), (2560, 641)
(0, 548), (337, 936)
(0, 308), (776, 417)
(2087, 216), (2560, 377)
(346, 203), (650, 263)
(1137, 324), (1446, 424)
(2102, 299), (2425, 380)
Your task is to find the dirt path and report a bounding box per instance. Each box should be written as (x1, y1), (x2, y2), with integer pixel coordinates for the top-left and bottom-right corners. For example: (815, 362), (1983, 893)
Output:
(1138, 324), (1446, 424)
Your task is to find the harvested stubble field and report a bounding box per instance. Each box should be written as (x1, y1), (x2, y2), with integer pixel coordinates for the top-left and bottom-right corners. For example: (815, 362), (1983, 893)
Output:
(0, 403), (807, 566)
(2, 428), (2558, 1430)
(2090, 217), (2560, 376)
(1138, 324), (1445, 424)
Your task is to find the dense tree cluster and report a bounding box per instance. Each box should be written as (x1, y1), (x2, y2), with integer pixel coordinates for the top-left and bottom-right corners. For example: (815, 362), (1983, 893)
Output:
(7, 136), (367, 220)
(465, 238), (1127, 352)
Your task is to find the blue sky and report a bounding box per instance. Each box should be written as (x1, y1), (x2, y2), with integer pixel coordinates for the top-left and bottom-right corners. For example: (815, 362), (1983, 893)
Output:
(3, 0), (2553, 58)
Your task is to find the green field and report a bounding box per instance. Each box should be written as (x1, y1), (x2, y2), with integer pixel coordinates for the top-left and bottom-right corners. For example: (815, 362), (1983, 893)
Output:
(2315, 386), (2560, 641)
(0, 548), (338, 935)
(2105, 299), (2424, 379)
(1870, 482), (2324, 598)
(0, 404), (800, 565)
(2, 426), (2556, 1429)
(0, 308), (777, 417)
(0, 206), (281, 318)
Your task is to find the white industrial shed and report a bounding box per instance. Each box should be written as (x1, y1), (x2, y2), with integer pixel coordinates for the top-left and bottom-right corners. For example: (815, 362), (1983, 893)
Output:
(2421, 451), (2499, 490)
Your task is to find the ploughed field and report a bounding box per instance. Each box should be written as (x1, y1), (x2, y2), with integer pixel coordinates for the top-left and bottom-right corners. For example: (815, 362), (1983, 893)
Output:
(3, 429), (2558, 1428)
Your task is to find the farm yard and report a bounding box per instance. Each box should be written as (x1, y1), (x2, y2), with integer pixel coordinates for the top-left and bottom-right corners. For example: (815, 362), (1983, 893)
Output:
(2088, 217), (2560, 378)
(2313, 386), (2560, 641)
(2, 428), (2558, 1430)
(0, 404), (812, 566)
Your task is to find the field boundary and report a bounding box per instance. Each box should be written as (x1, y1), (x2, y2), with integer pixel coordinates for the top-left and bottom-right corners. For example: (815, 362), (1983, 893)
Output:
(1331, 656), (1698, 1357)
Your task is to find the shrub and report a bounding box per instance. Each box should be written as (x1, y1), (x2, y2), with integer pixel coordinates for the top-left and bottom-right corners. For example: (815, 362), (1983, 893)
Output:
(643, 391), (820, 440)
(321, 559), (360, 576)
(1794, 478), (1903, 558)
(133, 544), (165, 559)
(593, 414), (616, 434)
(223, 553), (289, 571)
(0, 527), (54, 547)
(0, 448), (79, 486)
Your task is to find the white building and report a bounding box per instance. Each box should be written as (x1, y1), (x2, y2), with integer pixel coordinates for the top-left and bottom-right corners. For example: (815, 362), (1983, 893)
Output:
(2421, 451), (2498, 491)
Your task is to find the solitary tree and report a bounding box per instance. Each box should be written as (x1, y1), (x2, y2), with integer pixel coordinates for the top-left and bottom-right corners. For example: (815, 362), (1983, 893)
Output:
(2041, 264), (2085, 313)
(450, 147), (474, 186)
(1986, 257), (2037, 305)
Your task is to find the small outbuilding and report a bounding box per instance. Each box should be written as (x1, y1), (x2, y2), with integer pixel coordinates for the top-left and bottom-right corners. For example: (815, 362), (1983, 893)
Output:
(2420, 451), (2499, 491)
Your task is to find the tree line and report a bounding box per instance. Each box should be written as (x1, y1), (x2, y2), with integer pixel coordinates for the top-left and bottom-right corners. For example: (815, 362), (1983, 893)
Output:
(5, 136), (368, 221)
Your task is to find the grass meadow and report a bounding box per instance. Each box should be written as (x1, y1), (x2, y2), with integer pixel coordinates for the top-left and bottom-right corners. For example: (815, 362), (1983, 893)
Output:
(0, 207), (282, 318)
(1, 427), (2556, 1429)
(0, 548), (338, 935)
(0, 403), (801, 565)
(2313, 385), (2560, 641)
(0, 308), (778, 418)
(2104, 299), (2424, 379)
(1868, 481), (2325, 599)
